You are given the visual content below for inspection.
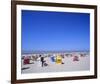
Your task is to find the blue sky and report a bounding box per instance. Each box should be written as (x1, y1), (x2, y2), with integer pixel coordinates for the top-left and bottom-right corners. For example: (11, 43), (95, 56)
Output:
(21, 10), (90, 51)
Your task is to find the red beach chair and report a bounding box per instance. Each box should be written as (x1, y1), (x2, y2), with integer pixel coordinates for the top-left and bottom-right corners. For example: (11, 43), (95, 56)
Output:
(24, 58), (30, 64)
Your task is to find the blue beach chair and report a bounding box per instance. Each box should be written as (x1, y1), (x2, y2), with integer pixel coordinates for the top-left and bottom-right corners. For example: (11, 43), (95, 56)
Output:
(51, 56), (55, 62)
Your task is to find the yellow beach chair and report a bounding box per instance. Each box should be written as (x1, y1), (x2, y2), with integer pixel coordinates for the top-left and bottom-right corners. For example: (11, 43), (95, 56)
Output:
(56, 55), (62, 64)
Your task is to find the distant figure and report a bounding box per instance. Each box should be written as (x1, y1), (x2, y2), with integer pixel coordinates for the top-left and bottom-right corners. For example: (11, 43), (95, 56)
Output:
(40, 55), (45, 67)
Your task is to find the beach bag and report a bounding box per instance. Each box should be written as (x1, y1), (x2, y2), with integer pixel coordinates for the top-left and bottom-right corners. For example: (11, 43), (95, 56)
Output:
(62, 62), (64, 64)
(44, 62), (48, 66)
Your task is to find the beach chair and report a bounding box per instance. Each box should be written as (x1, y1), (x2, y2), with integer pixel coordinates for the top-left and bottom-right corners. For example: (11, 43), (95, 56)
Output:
(73, 56), (79, 61)
(56, 55), (62, 64)
(23, 58), (30, 64)
(80, 54), (86, 57)
(51, 56), (55, 62)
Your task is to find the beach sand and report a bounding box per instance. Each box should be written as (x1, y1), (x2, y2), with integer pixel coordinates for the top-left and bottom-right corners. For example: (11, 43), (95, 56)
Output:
(21, 53), (90, 74)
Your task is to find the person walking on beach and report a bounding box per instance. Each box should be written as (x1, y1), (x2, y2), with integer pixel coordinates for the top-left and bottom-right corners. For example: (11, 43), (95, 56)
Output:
(40, 55), (45, 67)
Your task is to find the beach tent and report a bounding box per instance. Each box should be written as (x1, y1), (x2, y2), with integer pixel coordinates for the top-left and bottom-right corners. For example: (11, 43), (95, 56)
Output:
(56, 55), (62, 64)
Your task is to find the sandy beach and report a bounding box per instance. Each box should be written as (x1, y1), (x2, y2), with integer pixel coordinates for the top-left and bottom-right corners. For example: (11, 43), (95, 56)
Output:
(21, 52), (90, 74)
